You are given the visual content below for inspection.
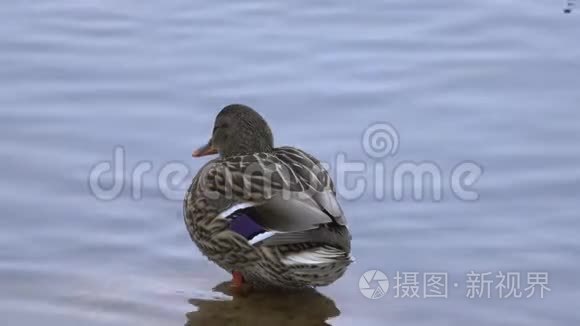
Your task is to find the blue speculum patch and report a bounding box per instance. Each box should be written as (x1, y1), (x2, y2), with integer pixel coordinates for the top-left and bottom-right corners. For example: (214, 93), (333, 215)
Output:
(228, 210), (265, 240)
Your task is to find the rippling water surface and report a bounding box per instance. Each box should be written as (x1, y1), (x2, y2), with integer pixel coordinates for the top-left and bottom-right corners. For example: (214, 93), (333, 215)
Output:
(1, 1), (579, 325)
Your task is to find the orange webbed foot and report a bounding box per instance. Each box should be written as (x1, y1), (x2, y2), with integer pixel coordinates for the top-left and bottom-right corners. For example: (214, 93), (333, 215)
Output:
(230, 271), (251, 296)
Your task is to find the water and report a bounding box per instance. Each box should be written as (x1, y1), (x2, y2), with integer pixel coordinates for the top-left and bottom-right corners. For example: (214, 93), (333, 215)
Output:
(1, 1), (579, 325)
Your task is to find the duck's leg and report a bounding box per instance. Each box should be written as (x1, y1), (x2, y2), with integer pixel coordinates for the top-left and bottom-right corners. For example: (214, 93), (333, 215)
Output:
(230, 271), (251, 296)
(232, 271), (244, 288)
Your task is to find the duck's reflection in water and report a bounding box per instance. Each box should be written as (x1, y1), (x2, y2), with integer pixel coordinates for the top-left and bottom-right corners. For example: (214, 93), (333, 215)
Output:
(186, 282), (340, 326)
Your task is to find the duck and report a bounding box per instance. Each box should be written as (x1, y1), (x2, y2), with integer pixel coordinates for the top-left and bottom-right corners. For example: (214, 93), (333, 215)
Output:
(183, 104), (352, 289)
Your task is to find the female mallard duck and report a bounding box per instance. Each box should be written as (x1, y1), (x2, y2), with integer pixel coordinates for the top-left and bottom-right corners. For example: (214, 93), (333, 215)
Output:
(184, 104), (352, 289)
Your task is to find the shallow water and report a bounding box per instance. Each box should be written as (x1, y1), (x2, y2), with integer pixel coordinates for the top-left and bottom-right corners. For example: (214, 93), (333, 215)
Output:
(1, 1), (579, 325)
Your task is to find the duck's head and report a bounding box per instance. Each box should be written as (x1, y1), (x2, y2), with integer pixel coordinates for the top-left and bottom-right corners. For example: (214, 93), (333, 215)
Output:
(192, 104), (274, 158)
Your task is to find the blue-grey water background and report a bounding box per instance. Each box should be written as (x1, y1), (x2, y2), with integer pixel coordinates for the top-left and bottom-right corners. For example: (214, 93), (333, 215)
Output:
(1, 1), (579, 325)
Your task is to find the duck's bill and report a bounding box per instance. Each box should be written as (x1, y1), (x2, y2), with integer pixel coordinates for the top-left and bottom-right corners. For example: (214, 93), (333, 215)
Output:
(192, 142), (218, 157)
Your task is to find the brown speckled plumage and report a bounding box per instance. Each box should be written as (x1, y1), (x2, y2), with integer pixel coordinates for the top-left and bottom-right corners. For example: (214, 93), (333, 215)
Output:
(183, 104), (352, 288)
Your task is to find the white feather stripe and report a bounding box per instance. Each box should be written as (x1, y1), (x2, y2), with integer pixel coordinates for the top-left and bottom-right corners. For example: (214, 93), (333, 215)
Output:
(216, 202), (256, 219)
(248, 231), (278, 245)
(281, 247), (346, 265)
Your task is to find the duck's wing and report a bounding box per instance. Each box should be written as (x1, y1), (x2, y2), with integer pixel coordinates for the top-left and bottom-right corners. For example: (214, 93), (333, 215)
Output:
(192, 148), (351, 252)
(228, 192), (351, 253)
(202, 147), (346, 223)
